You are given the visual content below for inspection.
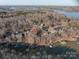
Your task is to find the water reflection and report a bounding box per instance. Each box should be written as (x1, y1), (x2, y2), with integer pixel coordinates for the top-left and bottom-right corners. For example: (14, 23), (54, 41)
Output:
(0, 42), (78, 59)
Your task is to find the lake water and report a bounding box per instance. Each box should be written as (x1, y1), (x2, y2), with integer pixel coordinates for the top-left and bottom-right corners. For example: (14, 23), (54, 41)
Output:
(64, 12), (79, 19)
(54, 10), (79, 19)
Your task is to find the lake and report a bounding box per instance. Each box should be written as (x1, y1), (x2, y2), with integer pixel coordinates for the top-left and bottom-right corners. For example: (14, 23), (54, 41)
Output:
(54, 10), (79, 19)
(64, 12), (79, 19)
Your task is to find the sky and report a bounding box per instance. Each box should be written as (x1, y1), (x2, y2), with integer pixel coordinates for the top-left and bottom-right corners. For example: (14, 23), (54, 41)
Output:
(0, 0), (78, 6)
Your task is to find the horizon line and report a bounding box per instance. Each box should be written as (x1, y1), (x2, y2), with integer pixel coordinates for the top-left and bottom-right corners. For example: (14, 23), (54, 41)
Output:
(0, 5), (79, 6)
